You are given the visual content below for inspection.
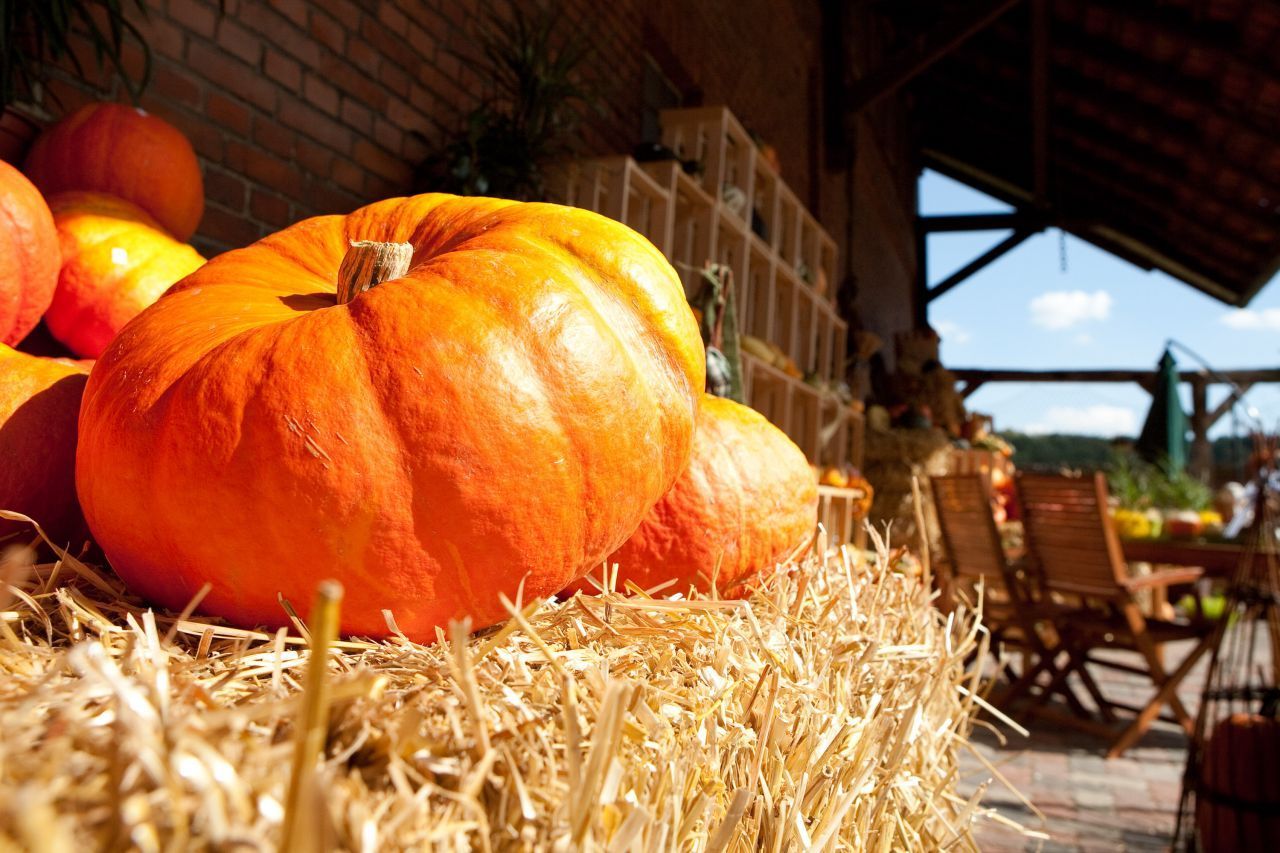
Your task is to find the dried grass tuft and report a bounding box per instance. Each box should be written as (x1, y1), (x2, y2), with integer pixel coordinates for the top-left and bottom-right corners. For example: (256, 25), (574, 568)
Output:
(0, 516), (1014, 851)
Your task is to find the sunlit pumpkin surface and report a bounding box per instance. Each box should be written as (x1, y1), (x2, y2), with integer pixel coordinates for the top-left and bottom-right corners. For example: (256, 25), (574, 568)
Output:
(46, 192), (205, 358)
(77, 194), (705, 639)
(0, 345), (89, 545)
(0, 160), (59, 346)
(24, 103), (205, 241)
(569, 394), (818, 598)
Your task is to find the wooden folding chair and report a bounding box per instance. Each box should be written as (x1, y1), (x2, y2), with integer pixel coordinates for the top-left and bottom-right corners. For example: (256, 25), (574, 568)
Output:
(1017, 471), (1215, 758)
(931, 473), (1087, 714)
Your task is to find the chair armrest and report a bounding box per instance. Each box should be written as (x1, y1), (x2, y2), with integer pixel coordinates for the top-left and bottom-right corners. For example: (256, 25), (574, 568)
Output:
(1121, 566), (1205, 591)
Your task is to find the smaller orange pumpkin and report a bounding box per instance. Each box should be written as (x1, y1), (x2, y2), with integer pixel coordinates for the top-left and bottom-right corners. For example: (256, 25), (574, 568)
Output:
(0, 345), (90, 547)
(0, 160), (59, 346)
(569, 394), (818, 598)
(1197, 712), (1280, 850)
(24, 103), (204, 240)
(46, 192), (205, 358)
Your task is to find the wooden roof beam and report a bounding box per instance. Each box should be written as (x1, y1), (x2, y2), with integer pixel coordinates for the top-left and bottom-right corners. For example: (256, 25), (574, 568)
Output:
(950, 368), (1280, 385)
(926, 228), (1036, 302)
(1031, 0), (1050, 205)
(919, 211), (1047, 232)
(845, 0), (1024, 116)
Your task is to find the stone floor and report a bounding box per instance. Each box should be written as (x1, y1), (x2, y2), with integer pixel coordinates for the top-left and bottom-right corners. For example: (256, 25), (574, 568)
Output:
(959, 641), (1212, 852)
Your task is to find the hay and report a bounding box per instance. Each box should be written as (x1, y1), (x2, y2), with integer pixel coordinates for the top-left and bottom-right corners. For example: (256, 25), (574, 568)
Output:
(0, 518), (1013, 851)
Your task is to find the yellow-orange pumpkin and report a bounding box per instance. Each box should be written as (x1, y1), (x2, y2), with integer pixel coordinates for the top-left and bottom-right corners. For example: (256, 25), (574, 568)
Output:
(0, 345), (90, 547)
(0, 160), (59, 346)
(77, 194), (705, 639)
(570, 394), (817, 597)
(24, 103), (204, 241)
(46, 192), (205, 358)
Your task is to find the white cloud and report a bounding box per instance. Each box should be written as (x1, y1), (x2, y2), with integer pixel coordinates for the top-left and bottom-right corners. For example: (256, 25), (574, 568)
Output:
(1221, 308), (1280, 331)
(1029, 290), (1112, 329)
(933, 320), (971, 345)
(1024, 404), (1137, 437)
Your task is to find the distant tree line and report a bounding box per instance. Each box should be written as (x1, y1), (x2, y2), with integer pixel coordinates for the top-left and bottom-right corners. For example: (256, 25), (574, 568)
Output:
(1000, 432), (1256, 484)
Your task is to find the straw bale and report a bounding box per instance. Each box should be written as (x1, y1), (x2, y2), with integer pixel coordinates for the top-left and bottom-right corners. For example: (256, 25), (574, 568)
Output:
(864, 427), (952, 553)
(0, 517), (1013, 851)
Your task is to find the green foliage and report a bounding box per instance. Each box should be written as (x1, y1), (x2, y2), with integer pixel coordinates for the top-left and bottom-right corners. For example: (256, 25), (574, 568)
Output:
(1106, 452), (1211, 511)
(1001, 431), (1115, 470)
(414, 1), (598, 201)
(1, 0), (151, 110)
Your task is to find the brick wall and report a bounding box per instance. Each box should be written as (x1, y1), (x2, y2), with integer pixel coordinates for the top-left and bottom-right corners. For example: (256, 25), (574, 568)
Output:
(11, 0), (917, 334)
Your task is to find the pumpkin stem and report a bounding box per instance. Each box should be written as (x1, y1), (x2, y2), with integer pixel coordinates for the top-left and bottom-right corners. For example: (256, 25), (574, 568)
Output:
(336, 240), (413, 303)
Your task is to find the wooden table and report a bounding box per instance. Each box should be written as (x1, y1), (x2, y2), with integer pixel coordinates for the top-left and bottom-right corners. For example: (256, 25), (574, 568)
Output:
(1121, 538), (1273, 578)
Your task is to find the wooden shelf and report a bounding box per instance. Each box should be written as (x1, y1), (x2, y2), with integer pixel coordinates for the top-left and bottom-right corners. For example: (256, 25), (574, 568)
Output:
(550, 105), (845, 467)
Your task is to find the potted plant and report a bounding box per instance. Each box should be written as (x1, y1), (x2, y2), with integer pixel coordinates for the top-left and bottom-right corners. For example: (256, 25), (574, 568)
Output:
(1, 0), (151, 162)
(413, 1), (599, 201)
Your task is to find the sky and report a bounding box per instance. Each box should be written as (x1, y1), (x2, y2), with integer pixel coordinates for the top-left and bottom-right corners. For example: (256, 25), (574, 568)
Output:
(921, 171), (1280, 439)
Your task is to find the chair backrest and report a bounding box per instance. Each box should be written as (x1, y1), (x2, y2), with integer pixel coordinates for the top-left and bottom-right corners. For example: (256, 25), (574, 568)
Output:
(1017, 471), (1128, 599)
(931, 473), (1011, 591)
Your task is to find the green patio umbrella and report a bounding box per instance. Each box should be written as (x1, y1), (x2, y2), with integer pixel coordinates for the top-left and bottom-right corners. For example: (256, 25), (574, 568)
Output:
(1135, 348), (1189, 472)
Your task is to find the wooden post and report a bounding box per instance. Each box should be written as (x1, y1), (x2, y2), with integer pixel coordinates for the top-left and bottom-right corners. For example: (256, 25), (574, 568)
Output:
(1189, 376), (1211, 481)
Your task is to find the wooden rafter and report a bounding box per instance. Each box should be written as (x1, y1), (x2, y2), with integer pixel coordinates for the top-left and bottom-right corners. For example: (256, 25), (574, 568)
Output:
(844, 0), (1024, 115)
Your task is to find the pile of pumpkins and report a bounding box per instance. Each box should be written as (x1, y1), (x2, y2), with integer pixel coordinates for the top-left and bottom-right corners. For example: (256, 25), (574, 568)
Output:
(2, 102), (818, 642)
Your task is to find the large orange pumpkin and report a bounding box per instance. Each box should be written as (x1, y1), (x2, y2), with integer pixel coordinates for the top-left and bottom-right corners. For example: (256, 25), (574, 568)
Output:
(24, 103), (204, 241)
(46, 192), (205, 358)
(0, 345), (90, 547)
(77, 194), (705, 639)
(570, 394), (817, 598)
(0, 160), (59, 346)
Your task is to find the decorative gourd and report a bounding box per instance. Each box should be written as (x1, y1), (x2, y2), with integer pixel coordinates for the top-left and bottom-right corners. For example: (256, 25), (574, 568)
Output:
(23, 103), (204, 241)
(0, 160), (59, 346)
(46, 192), (205, 358)
(76, 194), (705, 639)
(0, 345), (90, 546)
(569, 394), (817, 597)
(1197, 713), (1280, 850)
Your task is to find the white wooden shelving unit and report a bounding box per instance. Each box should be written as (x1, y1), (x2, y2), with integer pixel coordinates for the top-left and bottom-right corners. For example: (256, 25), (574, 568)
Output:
(551, 106), (866, 540)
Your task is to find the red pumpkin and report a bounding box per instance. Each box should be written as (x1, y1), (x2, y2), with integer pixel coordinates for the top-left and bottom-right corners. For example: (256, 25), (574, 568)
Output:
(1197, 713), (1280, 850)
(570, 394), (817, 598)
(0, 160), (59, 346)
(0, 345), (90, 547)
(46, 192), (205, 358)
(76, 194), (705, 639)
(24, 103), (204, 241)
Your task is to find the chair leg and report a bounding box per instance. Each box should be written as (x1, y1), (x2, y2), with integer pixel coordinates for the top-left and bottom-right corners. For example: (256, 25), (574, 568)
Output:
(1105, 636), (1214, 759)
(1073, 659), (1117, 723)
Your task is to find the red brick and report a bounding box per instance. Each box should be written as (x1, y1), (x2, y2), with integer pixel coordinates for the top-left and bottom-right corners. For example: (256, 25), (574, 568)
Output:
(363, 173), (401, 201)
(344, 38), (381, 77)
(304, 74), (340, 116)
(150, 62), (201, 107)
(250, 189), (292, 227)
(331, 158), (366, 194)
(268, 0), (309, 29)
(161, 107), (225, 161)
(263, 51), (302, 91)
(378, 61), (411, 99)
(216, 17), (262, 66)
(168, 0), (218, 39)
(205, 168), (247, 211)
(278, 99), (353, 155)
(318, 56), (390, 113)
(304, 177), (362, 216)
(353, 139), (409, 183)
(406, 21), (435, 57)
(309, 10), (345, 54)
(201, 204), (263, 249)
(253, 116), (296, 159)
(294, 137), (334, 177)
(360, 16), (420, 75)
(226, 141), (303, 196)
(377, 1), (409, 34)
(138, 15), (186, 61)
(188, 41), (277, 113)
(206, 93), (252, 138)
(340, 99), (378, 139)
(372, 117), (402, 154)
(238, 3), (320, 66)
